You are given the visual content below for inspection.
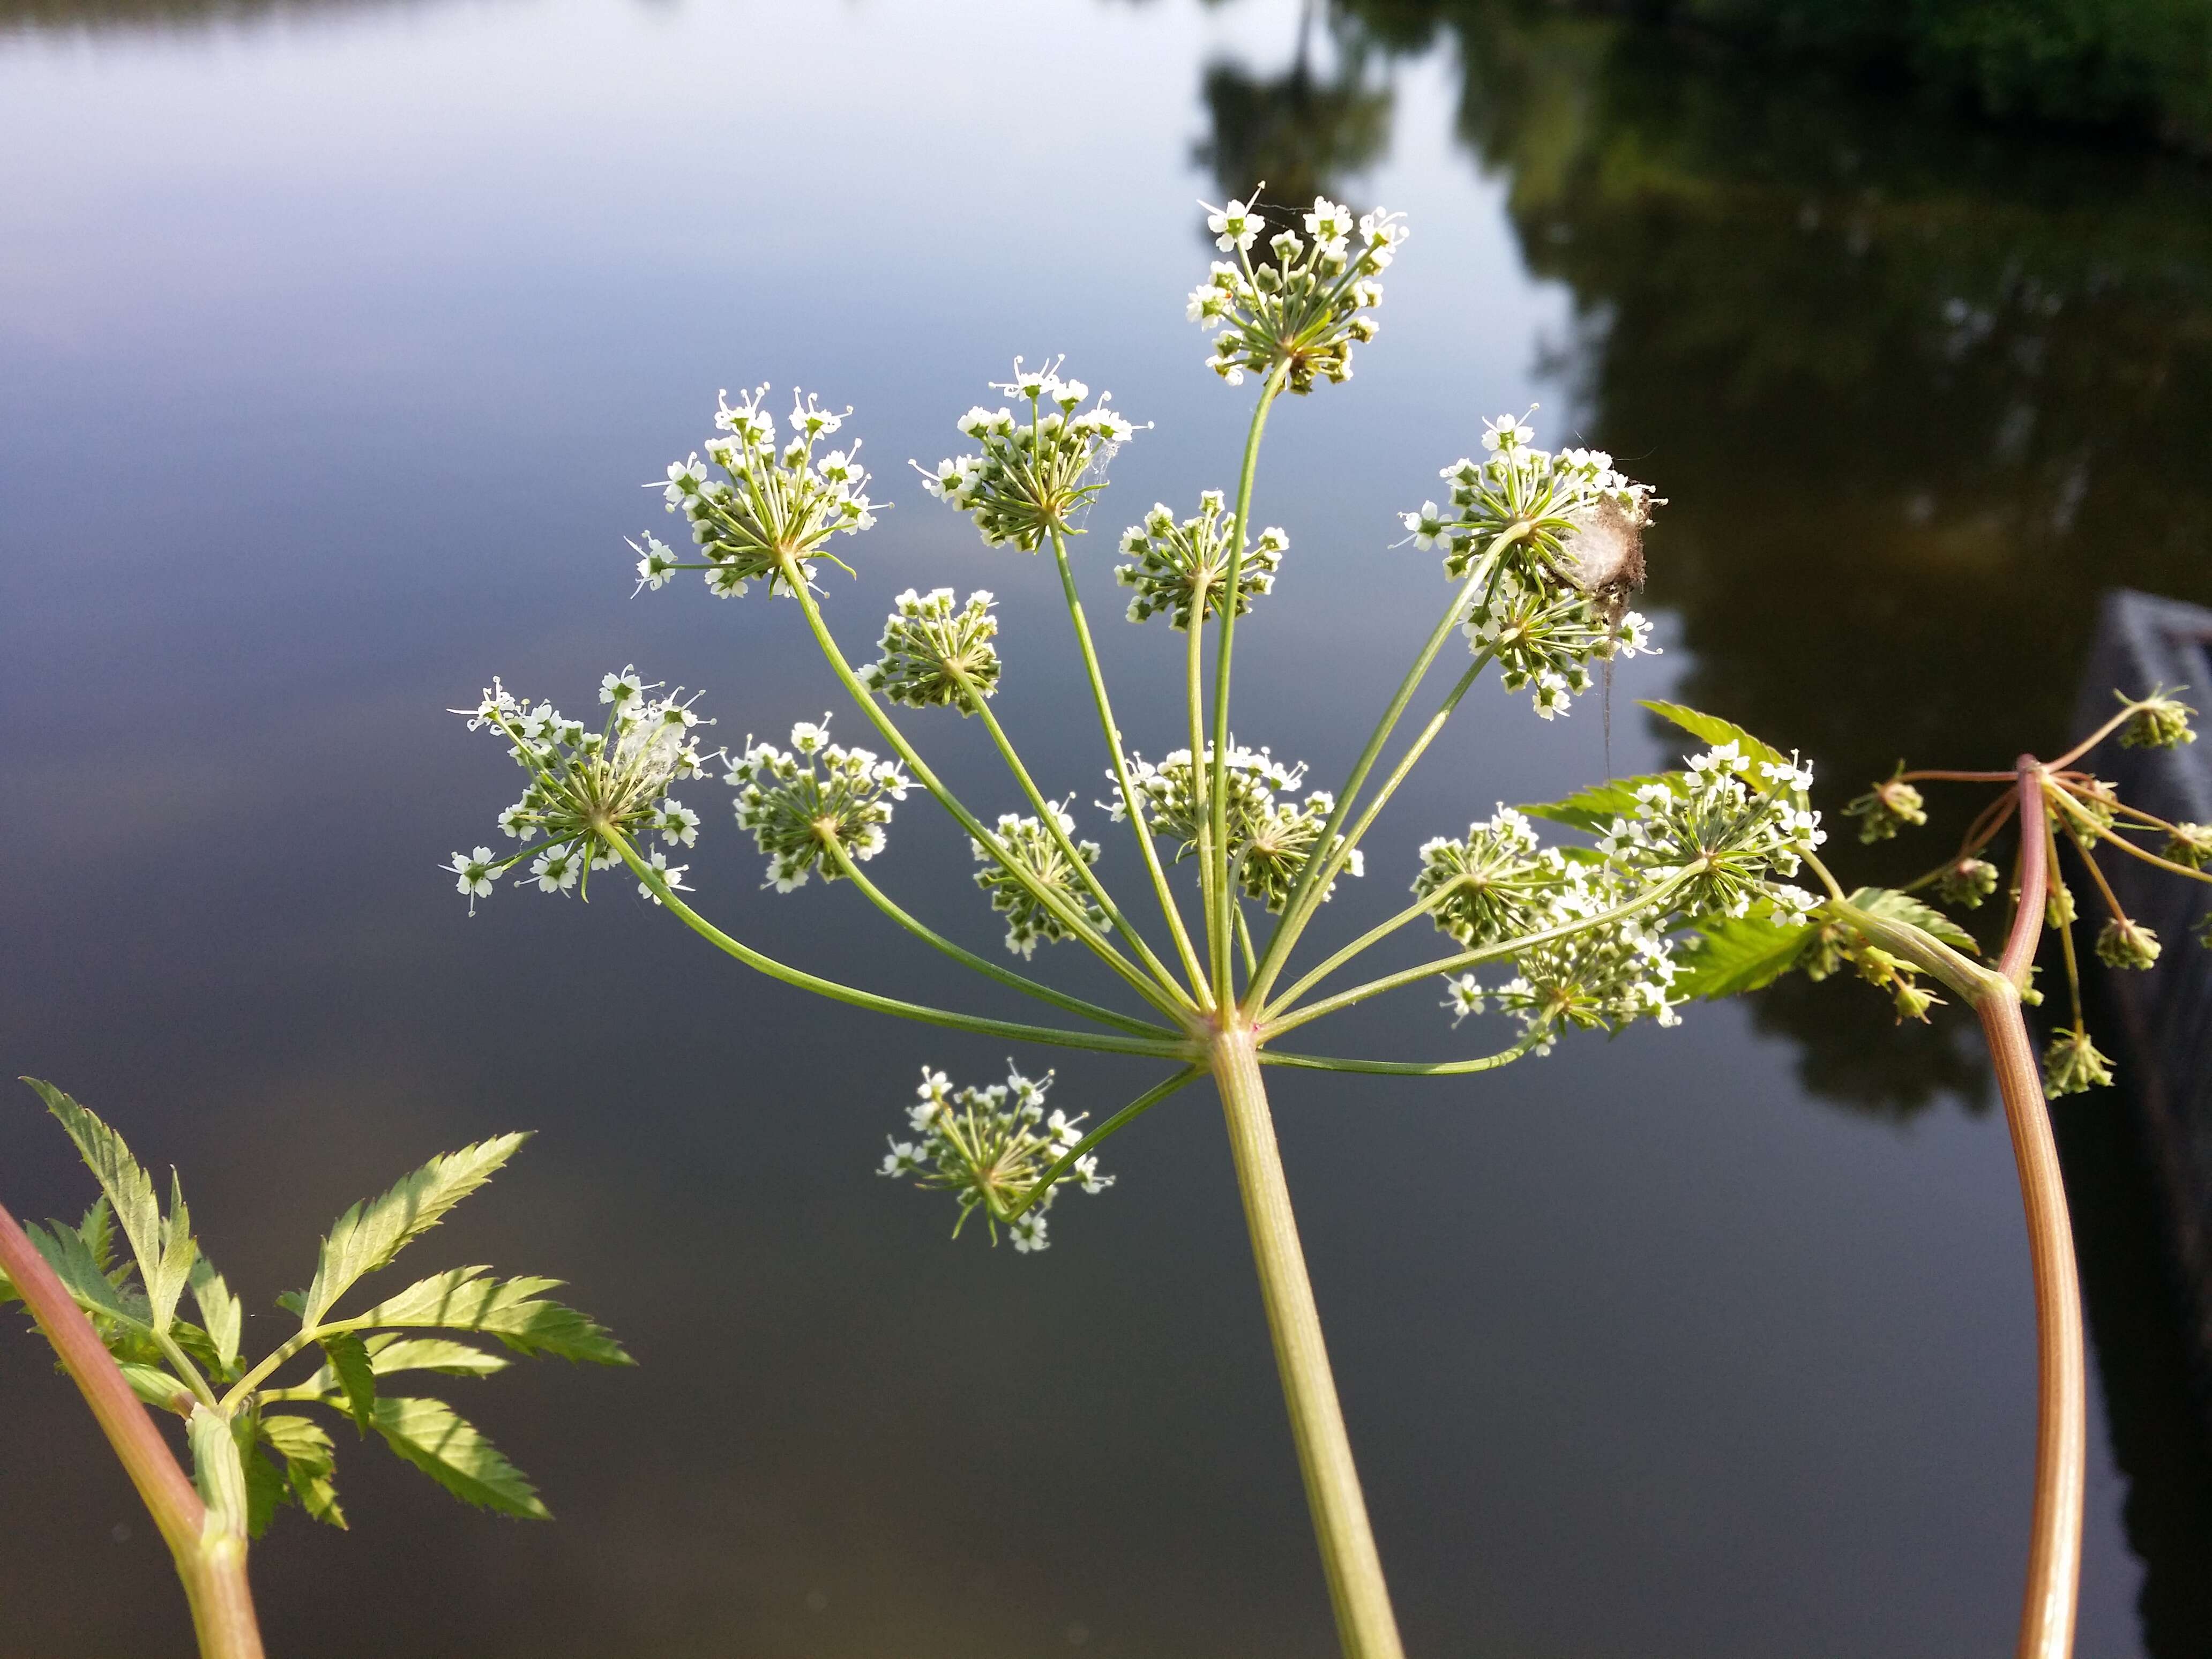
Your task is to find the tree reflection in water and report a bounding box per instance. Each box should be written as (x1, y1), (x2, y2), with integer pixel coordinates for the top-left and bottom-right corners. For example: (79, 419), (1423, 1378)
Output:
(1191, 3), (2212, 1649)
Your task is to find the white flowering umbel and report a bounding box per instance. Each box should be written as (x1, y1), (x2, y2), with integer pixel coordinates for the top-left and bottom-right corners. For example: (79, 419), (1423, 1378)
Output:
(1189, 190), (1407, 393)
(1116, 492), (1289, 629)
(973, 809), (1109, 959)
(915, 358), (1139, 551)
(451, 669), (713, 911)
(1405, 414), (1661, 720)
(1465, 868), (1684, 1047)
(726, 716), (910, 892)
(1596, 743), (1824, 922)
(646, 385), (879, 600)
(879, 1066), (1114, 1251)
(857, 588), (1000, 712)
(1105, 744), (1362, 911)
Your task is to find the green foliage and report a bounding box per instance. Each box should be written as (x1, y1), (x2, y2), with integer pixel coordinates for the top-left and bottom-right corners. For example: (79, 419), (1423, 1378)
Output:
(8, 1080), (624, 1551)
(370, 1395), (550, 1520)
(1639, 699), (1788, 770)
(300, 1133), (528, 1326)
(1673, 909), (1816, 999)
(1520, 773), (1671, 834)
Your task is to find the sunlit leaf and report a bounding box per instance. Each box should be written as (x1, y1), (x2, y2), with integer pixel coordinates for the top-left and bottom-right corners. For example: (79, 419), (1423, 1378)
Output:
(299, 1134), (529, 1326)
(27, 1081), (167, 1322)
(148, 1172), (198, 1336)
(190, 1257), (242, 1374)
(367, 1336), (511, 1378)
(1673, 912), (1815, 1000)
(1848, 886), (1981, 954)
(25, 1218), (149, 1331)
(1640, 700), (1788, 769)
(261, 1413), (346, 1529)
(320, 1334), (377, 1434)
(358, 1267), (631, 1366)
(371, 1395), (549, 1520)
(1519, 773), (1670, 834)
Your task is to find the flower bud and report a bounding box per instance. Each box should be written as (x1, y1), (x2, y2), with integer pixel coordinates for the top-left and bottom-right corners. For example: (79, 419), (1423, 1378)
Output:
(2119, 692), (2196, 750)
(1938, 857), (2000, 909)
(2042, 1029), (2114, 1095)
(2096, 916), (2162, 970)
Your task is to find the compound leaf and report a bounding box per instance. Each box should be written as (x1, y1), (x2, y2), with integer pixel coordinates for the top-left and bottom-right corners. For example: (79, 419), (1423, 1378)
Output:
(371, 1395), (549, 1520)
(27, 1081), (166, 1316)
(148, 1171), (198, 1335)
(367, 1336), (511, 1378)
(298, 1134), (529, 1326)
(358, 1267), (630, 1365)
(26, 1218), (149, 1332)
(78, 1198), (116, 1275)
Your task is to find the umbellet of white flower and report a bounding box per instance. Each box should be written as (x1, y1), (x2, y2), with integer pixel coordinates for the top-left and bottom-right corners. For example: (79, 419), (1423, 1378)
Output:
(450, 669), (714, 910)
(1463, 569), (1658, 720)
(856, 587), (1000, 712)
(914, 358), (1140, 552)
(1115, 492), (1289, 630)
(1413, 807), (1555, 946)
(1596, 743), (1825, 921)
(879, 1063), (1114, 1251)
(972, 808), (1108, 959)
(1102, 742), (1363, 911)
(1411, 417), (1658, 582)
(726, 714), (910, 892)
(1189, 189), (1407, 393)
(645, 385), (879, 600)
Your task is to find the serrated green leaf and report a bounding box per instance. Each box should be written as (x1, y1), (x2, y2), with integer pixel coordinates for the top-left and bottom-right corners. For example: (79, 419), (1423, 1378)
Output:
(117, 1362), (196, 1415)
(243, 1441), (288, 1541)
(261, 1413), (346, 1529)
(366, 1336), (511, 1378)
(1640, 701), (1788, 769)
(1520, 773), (1672, 835)
(28, 1081), (167, 1321)
(299, 1134), (530, 1326)
(358, 1267), (631, 1366)
(190, 1257), (242, 1374)
(148, 1171), (198, 1335)
(320, 1334), (377, 1434)
(78, 1198), (115, 1275)
(371, 1395), (549, 1519)
(1673, 913), (1816, 1000)
(26, 1219), (150, 1331)
(1847, 886), (1981, 954)
(188, 1404), (250, 1541)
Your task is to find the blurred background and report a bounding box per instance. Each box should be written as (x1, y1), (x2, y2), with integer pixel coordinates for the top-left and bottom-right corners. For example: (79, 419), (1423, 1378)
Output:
(6, 2), (2212, 1655)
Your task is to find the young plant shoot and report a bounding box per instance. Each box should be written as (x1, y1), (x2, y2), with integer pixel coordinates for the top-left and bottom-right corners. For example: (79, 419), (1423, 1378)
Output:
(0, 1082), (628, 1659)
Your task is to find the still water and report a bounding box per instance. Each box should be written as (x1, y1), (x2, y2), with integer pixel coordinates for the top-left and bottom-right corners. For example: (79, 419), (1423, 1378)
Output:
(5, 2), (2212, 1655)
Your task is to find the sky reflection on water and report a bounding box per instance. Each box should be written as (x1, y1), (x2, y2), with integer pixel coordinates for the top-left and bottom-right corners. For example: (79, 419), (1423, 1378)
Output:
(4, 2), (2209, 1655)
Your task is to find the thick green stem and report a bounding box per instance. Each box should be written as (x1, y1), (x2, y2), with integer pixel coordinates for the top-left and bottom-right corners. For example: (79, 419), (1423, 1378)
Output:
(1210, 368), (1287, 1005)
(1048, 527), (1211, 998)
(0, 1201), (265, 1659)
(824, 839), (1164, 1037)
(1210, 1026), (1403, 1659)
(1189, 539), (1223, 999)
(616, 836), (1197, 1060)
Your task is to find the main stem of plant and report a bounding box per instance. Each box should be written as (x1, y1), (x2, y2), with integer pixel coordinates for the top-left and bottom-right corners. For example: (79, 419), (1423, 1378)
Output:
(1989, 760), (2085, 1659)
(0, 1200), (265, 1659)
(1831, 757), (2083, 1659)
(1209, 1022), (1405, 1659)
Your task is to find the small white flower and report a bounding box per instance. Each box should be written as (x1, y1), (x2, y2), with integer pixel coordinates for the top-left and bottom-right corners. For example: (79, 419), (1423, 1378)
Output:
(1204, 195), (1261, 252)
(528, 846), (579, 893)
(637, 849), (691, 906)
(1010, 1210), (1050, 1253)
(450, 847), (497, 915)
(1441, 973), (1485, 1024)
(600, 668), (644, 708)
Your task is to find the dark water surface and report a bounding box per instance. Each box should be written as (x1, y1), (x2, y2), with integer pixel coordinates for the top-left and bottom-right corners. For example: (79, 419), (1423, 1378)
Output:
(6, 3), (2212, 1656)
